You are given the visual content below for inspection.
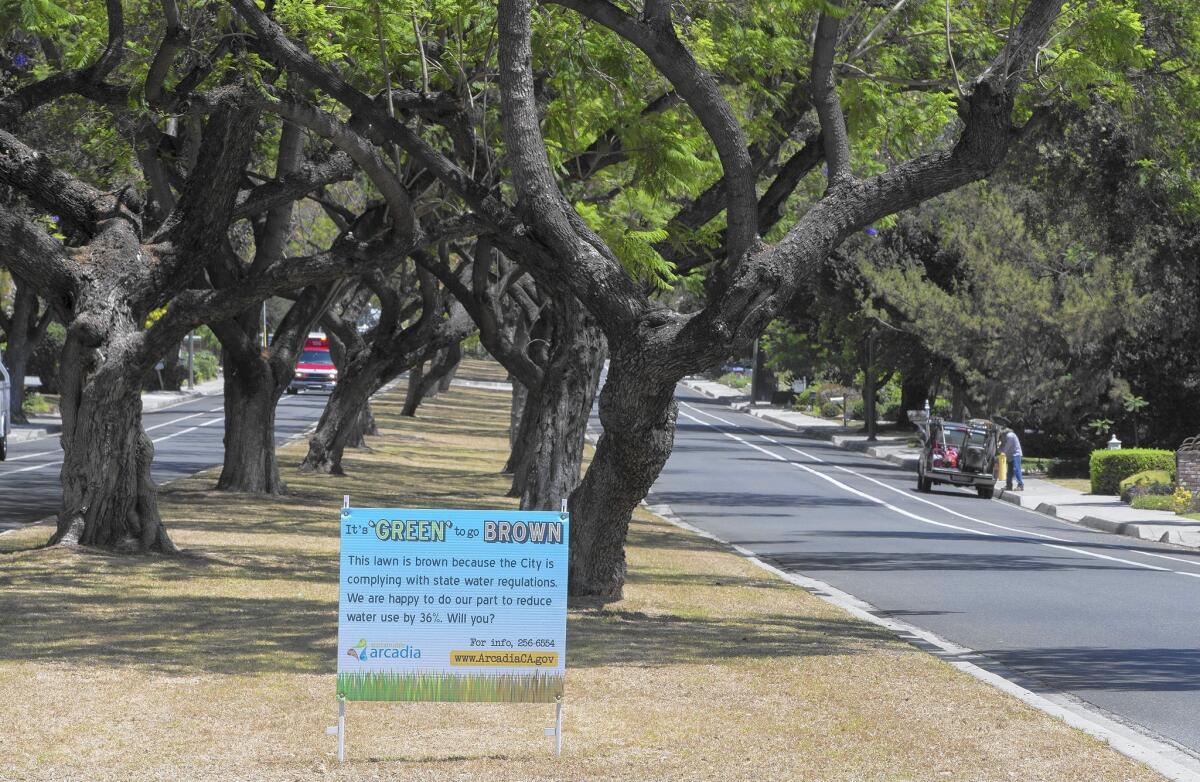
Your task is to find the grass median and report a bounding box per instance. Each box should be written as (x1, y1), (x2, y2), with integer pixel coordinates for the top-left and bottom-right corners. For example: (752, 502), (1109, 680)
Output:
(0, 363), (1161, 781)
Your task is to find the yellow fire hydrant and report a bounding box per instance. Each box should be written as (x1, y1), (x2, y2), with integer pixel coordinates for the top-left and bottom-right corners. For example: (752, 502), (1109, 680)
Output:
(997, 452), (1008, 483)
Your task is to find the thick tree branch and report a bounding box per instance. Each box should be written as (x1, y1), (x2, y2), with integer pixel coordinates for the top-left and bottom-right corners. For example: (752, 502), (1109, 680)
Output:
(0, 128), (131, 235)
(0, 0), (126, 126)
(812, 7), (854, 190)
(0, 207), (78, 298)
(546, 0), (759, 261)
(496, 0), (651, 333)
(233, 151), (355, 220)
(260, 94), (417, 248)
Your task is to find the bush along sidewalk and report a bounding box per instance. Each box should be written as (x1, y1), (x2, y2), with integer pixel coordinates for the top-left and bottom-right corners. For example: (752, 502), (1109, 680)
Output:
(1089, 448), (1175, 495)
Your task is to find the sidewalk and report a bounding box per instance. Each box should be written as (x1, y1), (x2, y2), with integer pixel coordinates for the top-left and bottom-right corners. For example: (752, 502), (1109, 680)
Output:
(683, 377), (1200, 550)
(8, 376), (224, 444)
(998, 478), (1200, 547)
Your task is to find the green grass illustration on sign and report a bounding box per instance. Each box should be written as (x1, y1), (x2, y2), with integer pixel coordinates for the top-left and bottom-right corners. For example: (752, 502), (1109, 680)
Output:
(337, 671), (564, 703)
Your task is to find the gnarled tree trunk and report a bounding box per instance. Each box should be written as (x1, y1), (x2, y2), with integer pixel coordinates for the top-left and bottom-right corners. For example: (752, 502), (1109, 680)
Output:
(401, 343), (463, 416)
(51, 309), (176, 553)
(300, 352), (387, 475)
(567, 348), (676, 599)
(520, 301), (605, 510)
(217, 346), (289, 493)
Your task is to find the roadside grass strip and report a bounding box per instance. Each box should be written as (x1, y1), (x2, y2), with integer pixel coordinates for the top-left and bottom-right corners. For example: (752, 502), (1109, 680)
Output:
(0, 363), (1166, 781)
(337, 671), (564, 703)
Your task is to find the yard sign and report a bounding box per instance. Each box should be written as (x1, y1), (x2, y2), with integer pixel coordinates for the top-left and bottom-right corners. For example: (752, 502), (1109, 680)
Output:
(336, 506), (568, 704)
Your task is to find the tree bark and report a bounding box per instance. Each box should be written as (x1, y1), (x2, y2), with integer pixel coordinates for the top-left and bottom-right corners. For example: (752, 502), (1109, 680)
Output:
(402, 342), (463, 416)
(401, 357), (428, 417)
(300, 351), (388, 474)
(216, 344), (289, 493)
(50, 313), (176, 553)
(2, 278), (51, 424)
(568, 348), (675, 600)
(507, 378), (528, 454)
(436, 345), (461, 392)
(343, 399), (379, 450)
(520, 301), (605, 510)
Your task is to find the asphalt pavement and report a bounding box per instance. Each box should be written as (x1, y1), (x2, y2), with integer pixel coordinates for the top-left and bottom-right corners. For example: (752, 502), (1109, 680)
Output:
(0, 390), (329, 531)
(651, 386), (1200, 760)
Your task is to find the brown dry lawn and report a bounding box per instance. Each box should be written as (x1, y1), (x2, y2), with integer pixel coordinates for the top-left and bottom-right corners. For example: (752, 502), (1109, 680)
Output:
(0, 367), (1161, 781)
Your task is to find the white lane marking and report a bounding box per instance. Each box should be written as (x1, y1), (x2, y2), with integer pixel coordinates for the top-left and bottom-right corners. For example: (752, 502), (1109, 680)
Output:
(6, 404), (227, 459)
(150, 417), (223, 445)
(2, 447), (59, 462)
(144, 410), (210, 432)
(678, 403), (1188, 577)
(3, 459), (63, 475)
(689, 389), (1200, 563)
(1, 418), (223, 475)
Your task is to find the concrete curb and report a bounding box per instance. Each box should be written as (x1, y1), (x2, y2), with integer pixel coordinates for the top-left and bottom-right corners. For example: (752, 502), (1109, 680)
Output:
(9, 423), (62, 444)
(998, 489), (1200, 548)
(644, 500), (1200, 782)
(680, 378), (748, 406)
(694, 377), (1200, 551)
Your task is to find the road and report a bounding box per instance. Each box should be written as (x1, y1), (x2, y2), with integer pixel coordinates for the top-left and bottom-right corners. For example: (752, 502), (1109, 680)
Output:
(0, 391), (328, 532)
(651, 386), (1200, 758)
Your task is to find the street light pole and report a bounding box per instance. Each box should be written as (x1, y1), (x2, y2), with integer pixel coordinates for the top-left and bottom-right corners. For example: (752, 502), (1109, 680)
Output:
(187, 330), (194, 390)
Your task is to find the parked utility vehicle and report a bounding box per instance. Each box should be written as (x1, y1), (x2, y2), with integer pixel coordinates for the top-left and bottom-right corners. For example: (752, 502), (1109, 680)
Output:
(914, 416), (999, 498)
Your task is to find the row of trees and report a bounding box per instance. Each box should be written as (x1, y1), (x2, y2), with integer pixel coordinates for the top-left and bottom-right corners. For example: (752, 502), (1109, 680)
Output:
(761, 27), (1200, 454)
(0, 0), (1181, 597)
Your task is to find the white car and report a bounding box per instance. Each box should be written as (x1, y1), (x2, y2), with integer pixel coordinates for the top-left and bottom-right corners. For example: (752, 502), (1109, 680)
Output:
(0, 354), (10, 460)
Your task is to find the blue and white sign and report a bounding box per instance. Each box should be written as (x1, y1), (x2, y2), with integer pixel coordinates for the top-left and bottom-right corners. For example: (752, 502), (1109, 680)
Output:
(336, 507), (568, 703)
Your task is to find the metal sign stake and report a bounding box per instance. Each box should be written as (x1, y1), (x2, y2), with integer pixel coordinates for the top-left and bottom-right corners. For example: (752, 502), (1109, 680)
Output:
(544, 696), (563, 755)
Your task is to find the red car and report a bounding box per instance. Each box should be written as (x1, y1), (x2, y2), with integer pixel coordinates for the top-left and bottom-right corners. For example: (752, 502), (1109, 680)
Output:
(288, 334), (338, 394)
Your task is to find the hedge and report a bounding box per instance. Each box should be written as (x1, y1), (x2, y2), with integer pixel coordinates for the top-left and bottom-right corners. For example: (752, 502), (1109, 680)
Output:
(1090, 449), (1175, 495)
(1118, 470), (1174, 503)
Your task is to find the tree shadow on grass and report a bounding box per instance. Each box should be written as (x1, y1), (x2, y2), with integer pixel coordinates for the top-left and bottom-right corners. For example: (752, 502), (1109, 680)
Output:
(567, 607), (892, 667)
(0, 558), (338, 676)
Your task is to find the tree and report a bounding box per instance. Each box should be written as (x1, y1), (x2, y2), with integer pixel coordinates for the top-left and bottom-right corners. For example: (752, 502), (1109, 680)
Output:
(233, 0), (1144, 597)
(0, 2), (425, 550)
(0, 269), (55, 423)
(860, 184), (1143, 442)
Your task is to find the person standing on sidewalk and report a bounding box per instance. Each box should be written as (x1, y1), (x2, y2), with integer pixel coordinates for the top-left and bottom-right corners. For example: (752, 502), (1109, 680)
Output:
(1003, 428), (1025, 491)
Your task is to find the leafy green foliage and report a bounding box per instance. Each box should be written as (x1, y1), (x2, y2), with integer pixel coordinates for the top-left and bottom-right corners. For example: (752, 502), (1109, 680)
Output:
(1131, 493), (1176, 511)
(1118, 468), (1173, 502)
(1089, 448), (1175, 495)
(859, 183), (1143, 439)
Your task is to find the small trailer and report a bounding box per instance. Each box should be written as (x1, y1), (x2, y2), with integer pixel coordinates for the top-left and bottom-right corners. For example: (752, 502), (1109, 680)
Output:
(912, 414), (999, 498)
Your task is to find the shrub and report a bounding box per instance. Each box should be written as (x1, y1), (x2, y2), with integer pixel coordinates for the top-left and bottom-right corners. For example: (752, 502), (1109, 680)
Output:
(1118, 470), (1173, 503)
(1174, 487), (1197, 515)
(820, 401), (843, 419)
(1022, 457), (1052, 474)
(22, 392), (55, 415)
(1089, 449), (1175, 495)
(1131, 494), (1176, 512)
(850, 398), (864, 420)
(192, 351), (220, 383)
(793, 385), (817, 411)
(717, 372), (750, 390)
